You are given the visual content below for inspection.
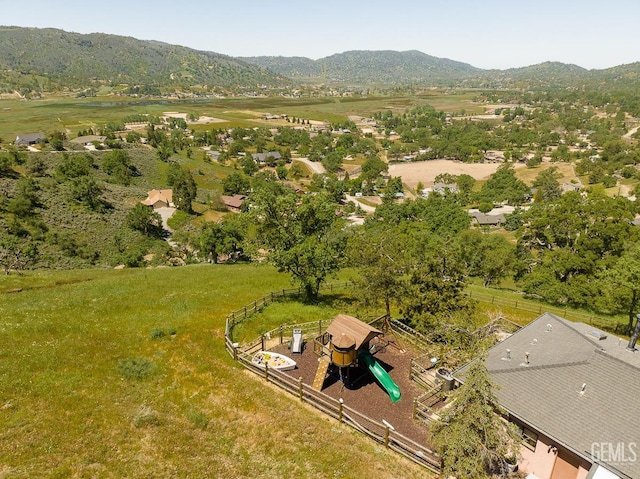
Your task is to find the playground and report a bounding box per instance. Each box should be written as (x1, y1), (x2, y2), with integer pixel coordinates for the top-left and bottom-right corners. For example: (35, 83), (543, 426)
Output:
(225, 300), (444, 471)
(261, 314), (431, 445)
(271, 336), (428, 444)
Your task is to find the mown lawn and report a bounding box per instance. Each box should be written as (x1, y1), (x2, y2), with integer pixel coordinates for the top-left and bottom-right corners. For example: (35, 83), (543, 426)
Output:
(0, 265), (430, 478)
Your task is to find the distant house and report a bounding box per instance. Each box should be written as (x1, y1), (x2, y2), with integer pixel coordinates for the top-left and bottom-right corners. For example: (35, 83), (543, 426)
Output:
(221, 194), (247, 212)
(142, 189), (173, 208)
(469, 211), (505, 227)
(432, 182), (459, 195)
(562, 181), (583, 193)
(15, 132), (45, 146)
(252, 151), (282, 165)
(420, 183), (459, 198)
(455, 313), (640, 479)
(70, 135), (107, 149)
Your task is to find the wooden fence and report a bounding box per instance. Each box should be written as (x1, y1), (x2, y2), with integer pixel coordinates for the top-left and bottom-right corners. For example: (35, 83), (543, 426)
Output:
(232, 346), (441, 472)
(225, 282), (351, 342)
(224, 284), (442, 472)
(223, 282), (612, 474)
(413, 385), (446, 427)
(466, 289), (627, 334)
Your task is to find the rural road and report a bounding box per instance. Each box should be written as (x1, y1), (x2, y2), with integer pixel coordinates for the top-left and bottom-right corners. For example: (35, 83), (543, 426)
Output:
(155, 206), (177, 247)
(294, 157), (326, 174)
(623, 125), (639, 140)
(345, 195), (377, 213)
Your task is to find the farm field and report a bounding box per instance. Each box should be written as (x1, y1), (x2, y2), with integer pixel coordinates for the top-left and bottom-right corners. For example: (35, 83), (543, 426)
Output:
(0, 91), (482, 141)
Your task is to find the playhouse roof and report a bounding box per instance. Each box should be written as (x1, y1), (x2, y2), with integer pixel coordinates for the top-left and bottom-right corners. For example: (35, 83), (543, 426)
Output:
(326, 314), (382, 350)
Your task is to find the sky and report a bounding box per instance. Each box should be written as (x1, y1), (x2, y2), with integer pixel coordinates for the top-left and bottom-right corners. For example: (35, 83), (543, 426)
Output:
(1, 0), (639, 70)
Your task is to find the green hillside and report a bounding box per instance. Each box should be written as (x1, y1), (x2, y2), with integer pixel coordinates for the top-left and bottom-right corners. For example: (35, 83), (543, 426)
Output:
(0, 26), (288, 92)
(242, 49), (480, 84)
(0, 265), (429, 478)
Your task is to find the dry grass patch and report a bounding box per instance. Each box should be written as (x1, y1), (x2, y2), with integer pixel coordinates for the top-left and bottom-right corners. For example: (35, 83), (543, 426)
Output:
(515, 160), (577, 186)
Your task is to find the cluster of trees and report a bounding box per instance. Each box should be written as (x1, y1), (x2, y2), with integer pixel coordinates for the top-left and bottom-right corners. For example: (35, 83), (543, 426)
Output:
(181, 156), (640, 341)
(373, 99), (640, 184)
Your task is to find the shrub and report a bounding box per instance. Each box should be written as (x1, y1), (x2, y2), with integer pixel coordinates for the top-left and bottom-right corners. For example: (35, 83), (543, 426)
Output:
(118, 357), (156, 380)
(133, 405), (161, 428)
(187, 408), (209, 430)
(150, 328), (166, 339)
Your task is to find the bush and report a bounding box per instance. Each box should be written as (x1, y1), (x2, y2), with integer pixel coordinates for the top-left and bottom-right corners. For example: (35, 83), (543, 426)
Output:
(133, 405), (161, 428)
(118, 357), (156, 380)
(150, 328), (166, 339)
(478, 202), (494, 213)
(187, 408), (209, 430)
(121, 248), (145, 268)
(150, 326), (176, 339)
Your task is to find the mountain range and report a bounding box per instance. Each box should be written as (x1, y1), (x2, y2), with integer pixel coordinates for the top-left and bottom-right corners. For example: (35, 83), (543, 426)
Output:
(0, 26), (639, 91)
(240, 50), (480, 84)
(0, 26), (288, 90)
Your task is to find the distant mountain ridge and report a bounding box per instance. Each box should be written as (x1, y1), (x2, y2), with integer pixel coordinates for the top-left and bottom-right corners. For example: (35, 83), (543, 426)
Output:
(243, 51), (640, 89)
(0, 26), (288, 90)
(1, 26), (640, 91)
(241, 50), (480, 83)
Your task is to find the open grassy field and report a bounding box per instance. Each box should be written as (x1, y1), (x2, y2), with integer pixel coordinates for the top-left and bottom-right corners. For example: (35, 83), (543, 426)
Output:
(0, 91), (485, 141)
(0, 265), (430, 478)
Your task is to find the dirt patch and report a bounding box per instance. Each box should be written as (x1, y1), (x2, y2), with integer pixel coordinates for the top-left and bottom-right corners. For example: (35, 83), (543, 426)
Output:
(389, 159), (525, 189)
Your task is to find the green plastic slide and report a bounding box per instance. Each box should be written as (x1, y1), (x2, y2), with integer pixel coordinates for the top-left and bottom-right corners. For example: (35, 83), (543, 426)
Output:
(359, 350), (401, 402)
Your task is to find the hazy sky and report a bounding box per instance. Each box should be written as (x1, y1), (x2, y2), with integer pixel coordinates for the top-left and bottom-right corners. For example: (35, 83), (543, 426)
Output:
(1, 0), (638, 70)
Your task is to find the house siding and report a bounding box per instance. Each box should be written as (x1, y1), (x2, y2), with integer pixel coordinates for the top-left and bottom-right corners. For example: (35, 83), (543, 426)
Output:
(518, 429), (591, 479)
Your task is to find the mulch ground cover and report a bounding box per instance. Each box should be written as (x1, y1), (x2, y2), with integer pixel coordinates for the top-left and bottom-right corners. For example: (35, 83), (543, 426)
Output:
(271, 334), (432, 446)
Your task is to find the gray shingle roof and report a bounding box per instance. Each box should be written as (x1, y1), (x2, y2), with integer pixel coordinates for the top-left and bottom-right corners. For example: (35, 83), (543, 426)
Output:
(15, 132), (45, 145)
(457, 313), (640, 478)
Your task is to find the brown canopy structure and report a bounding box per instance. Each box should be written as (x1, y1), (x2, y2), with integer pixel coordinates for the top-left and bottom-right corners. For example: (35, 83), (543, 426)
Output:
(326, 314), (382, 351)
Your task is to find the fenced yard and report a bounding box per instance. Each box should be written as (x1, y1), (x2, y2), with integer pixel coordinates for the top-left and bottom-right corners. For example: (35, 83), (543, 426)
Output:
(223, 281), (619, 474)
(231, 345), (441, 472)
(224, 283), (442, 473)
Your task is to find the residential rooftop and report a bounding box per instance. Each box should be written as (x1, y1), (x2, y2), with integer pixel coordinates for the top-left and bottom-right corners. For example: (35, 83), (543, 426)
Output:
(456, 313), (640, 478)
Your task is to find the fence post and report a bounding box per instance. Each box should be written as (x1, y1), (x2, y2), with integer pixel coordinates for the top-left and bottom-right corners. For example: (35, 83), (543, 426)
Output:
(261, 334), (265, 351)
(338, 398), (344, 422)
(264, 363), (269, 381)
(280, 325), (283, 345)
(298, 377), (303, 401)
(233, 343), (238, 361)
(385, 426), (390, 448)
(318, 320), (322, 336)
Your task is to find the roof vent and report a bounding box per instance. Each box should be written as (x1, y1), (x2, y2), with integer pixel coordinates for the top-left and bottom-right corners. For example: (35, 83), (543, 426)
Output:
(579, 383), (587, 395)
(545, 323), (553, 333)
(520, 352), (530, 367)
(531, 338), (538, 345)
(502, 349), (511, 361)
(588, 330), (607, 340)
